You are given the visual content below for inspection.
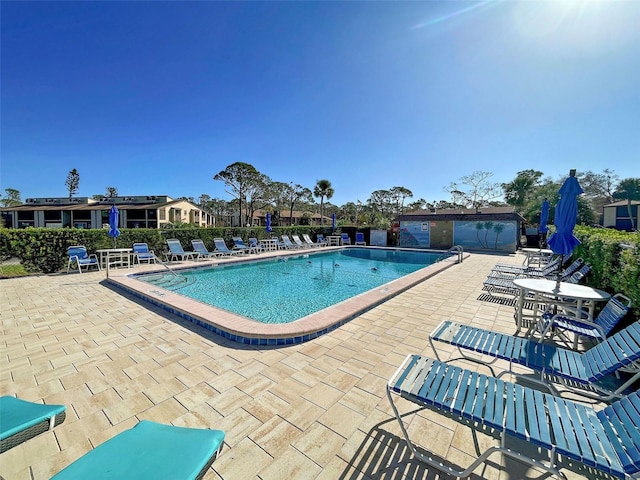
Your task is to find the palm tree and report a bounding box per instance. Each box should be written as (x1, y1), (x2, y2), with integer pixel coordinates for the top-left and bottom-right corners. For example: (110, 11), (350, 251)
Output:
(314, 179), (334, 226)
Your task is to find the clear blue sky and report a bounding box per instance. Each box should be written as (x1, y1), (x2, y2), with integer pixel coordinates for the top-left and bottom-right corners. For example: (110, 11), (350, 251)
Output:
(2, 1), (639, 206)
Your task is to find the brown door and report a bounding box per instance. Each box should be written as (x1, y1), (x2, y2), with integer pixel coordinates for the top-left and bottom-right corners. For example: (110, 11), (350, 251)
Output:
(429, 221), (453, 249)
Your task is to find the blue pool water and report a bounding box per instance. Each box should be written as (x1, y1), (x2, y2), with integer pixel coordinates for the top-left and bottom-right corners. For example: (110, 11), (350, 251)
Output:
(137, 248), (444, 324)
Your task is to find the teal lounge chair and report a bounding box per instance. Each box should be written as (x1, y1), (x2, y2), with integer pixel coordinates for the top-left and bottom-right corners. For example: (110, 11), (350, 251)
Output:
(132, 243), (157, 264)
(165, 239), (199, 262)
(429, 319), (640, 400)
(0, 396), (66, 453)
(388, 355), (640, 480)
(50, 420), (225, 480)
(191, 239), (220, 259)
(67, 245), (101, 273)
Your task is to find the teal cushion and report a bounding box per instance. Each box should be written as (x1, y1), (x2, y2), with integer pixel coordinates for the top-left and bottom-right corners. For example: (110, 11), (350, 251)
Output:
(0, 396), (66, 440)
(51, 420), (225, 480)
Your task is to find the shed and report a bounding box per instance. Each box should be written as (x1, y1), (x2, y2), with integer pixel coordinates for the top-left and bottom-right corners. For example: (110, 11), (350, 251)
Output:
(398, 207), (525, 253)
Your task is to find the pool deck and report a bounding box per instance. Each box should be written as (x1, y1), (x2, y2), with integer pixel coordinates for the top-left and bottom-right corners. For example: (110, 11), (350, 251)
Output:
(0, 251), (605, 479)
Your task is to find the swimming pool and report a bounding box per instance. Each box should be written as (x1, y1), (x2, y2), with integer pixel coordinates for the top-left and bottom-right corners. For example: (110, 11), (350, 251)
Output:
(107, 247), (462, 345)
(137, 249), (444, 324)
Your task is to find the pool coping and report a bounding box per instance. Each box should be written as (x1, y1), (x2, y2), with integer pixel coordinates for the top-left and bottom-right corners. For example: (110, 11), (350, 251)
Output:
(105, 247), (466, 345)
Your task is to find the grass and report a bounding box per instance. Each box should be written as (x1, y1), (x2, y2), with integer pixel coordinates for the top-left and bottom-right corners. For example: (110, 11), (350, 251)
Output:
(0, 264), (31, 278)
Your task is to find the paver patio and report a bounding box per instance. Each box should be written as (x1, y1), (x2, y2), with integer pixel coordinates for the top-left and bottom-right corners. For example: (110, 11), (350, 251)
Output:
(1, 252), (610, 479)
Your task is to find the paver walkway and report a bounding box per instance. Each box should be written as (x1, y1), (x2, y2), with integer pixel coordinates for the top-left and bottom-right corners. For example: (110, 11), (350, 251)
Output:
(1, 252), (607, 479)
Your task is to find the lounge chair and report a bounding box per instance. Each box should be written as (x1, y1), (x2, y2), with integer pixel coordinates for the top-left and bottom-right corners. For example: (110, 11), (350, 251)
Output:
(164, 239), (199, 262)
(492, 254), (561, 275)
(132, 243), (157, 264)
(50, 420), (225, 479)
(281, 235), (303, 249)
(429, 319), (640, 400)
(535, 293), (632, 349)
(191, 239), (220, 259)
(67, 245), (101, 273)
(272, 236), (286, 250)
(248, 237), (265, 253)
(387, 355), (640, 480)
(291, 235), (309, 249)
(355, 232), (366, 245)
(301, 233), (321, 248)
(488, 257), (582, 279)
(231, 236), (257, 254)
(315, 234), (328, 247)
(0, 396), (66, 453)
(213, 237), (242, 256)
(340, 233), (351, 245)
(483, 263), (591, 297)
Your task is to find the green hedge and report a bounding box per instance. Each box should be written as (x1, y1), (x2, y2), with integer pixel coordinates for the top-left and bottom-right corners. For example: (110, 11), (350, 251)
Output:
(0, 226), (335, 273)
(573, 226), (640, 321)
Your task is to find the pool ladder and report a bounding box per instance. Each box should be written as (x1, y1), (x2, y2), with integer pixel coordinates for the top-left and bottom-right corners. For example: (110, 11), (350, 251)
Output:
(437, 245), (464, 264)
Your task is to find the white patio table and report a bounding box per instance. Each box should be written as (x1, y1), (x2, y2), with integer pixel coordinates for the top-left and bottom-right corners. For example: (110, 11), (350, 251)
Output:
(513, 278), (610, 334)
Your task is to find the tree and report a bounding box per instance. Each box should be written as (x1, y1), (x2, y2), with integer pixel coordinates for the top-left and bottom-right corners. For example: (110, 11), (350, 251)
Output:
(313, 179), (334, 225)
(65, 169), (80, 199)
(446, 171), (503, 209)
(280, 183), (312, 225)
(613, 178), (640, 230)
(389, 186), (413, 217)
(405, 198), (429, 213)
(214, 162), (265, 227)
(0, 188), (22, 207)
(105, 186), (118, 198)
(502, 169), (544, 210)
(368, 190), (393, 217)
(578, 169), (619, 219)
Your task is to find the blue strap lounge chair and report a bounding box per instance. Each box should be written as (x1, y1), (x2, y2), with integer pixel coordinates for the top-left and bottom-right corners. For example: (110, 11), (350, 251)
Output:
(355, 232), (366, 245)
(315, 234), (328, 247)
(190, 239), (220, 259)
(387, 355), (640, 480)
(213, 237), (242, 256)
(483, 263), (591, 297)
(429, 319), (640, 401)
(491, 255), (562, 275)
(0, 396), (66, 453)
(165, 239), (199, 262)
(340, 233), (351, 245)
(132, 243), (157, 264)
(67, 246), (101, 273)
(50, 420), (225, 480)
(231, 236), (257, 254)
(248, 237), (265, 253)
(536, 293), (632, 348)
(488, 257), (583, 280)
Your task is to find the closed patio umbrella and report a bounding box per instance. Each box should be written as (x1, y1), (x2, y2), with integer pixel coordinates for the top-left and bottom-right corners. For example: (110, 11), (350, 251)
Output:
(265, 212), (272, 233)
(538, 198), (550, 248)
(108, 205), (120, 248)
(547, 170), (583, 287)
(331, 213), (336, 233)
